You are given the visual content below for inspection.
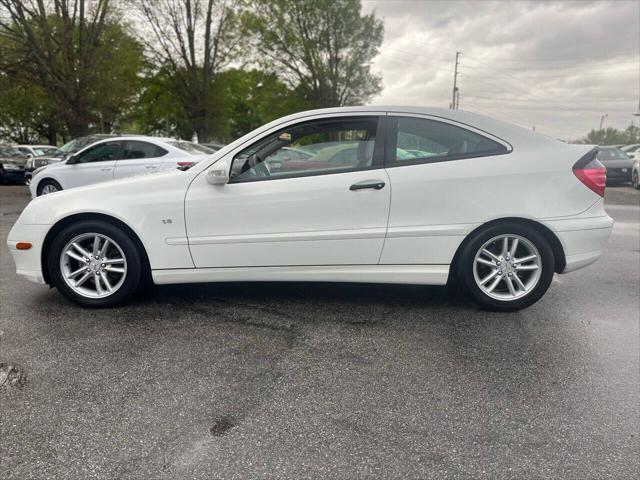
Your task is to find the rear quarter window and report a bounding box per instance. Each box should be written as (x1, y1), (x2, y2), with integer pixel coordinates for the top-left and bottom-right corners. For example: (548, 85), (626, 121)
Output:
(388, 116), (508, 165)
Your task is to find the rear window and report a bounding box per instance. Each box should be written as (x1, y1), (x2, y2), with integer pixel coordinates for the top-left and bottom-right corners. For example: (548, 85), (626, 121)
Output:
(168, 141), (214, 155)
(597, 149), (630, 161)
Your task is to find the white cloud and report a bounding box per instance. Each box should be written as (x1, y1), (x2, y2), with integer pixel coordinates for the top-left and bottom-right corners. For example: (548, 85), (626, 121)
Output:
(362, 0), (640, 140)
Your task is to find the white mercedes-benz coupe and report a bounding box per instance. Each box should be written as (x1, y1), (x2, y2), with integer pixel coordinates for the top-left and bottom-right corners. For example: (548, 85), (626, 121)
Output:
(7, 107), (613, 311)
(29, 136), (213, 197)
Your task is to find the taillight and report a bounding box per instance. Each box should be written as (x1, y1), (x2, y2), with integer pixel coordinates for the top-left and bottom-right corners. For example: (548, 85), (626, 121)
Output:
(573, 148), (606, 197)
(177, 161), (196, 171)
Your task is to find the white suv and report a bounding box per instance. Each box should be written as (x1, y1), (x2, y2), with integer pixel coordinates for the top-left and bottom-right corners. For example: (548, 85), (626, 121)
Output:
(30, 136), (213, 197)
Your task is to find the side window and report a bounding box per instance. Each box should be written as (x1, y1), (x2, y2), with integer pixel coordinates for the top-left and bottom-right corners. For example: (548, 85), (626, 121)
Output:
(390, 117), (507, 164)
(122, 141), (167, 160)
(74, 142), (122, 163)
(230, 117), (379, 182)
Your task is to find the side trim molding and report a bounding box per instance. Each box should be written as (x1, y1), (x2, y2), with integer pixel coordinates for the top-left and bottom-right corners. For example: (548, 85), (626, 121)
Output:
(152, 264), (450, 286)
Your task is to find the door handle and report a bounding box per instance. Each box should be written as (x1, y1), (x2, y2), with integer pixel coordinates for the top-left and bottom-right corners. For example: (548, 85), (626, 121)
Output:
(99, 167), (112, 172)
(145, 165), (158, 169)
(349, 180), (386, 191)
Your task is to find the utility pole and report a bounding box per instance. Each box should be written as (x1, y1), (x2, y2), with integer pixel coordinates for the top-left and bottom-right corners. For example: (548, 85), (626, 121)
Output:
(451, 51), (461, 110)
(599, 113), (608, 130)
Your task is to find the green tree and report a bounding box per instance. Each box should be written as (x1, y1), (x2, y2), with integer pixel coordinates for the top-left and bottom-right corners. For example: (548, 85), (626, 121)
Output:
(244, 0), (383, 108)
(0, 0), (143, 137)
(579, 126), (640, 145)
(219, 69), (306, 140)
(137, 0), (242, 142)
(0, 70), (60, 144)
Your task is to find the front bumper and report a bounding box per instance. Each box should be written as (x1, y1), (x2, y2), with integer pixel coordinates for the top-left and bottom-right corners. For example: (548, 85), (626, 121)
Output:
(606, 167), (632, 182)
(7, 223), (50, 284)
(1, 170), (26, 184)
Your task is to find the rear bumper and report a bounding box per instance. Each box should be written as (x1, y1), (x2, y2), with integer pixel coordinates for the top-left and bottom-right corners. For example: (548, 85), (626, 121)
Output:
(542, 201), (613, 273)
(556, 226), (613, 273)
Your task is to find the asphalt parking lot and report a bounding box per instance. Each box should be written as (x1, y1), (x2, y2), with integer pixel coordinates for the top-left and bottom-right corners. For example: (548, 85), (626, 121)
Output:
(0, 184), (638, 479)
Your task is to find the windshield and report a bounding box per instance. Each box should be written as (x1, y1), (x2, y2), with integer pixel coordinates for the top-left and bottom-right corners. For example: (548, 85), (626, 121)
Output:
(167, 141), (214, 155)
(0, 146), (28, 159)
(32, 147), (57, 156)
(597, 148), (630, 161)
(55, 136), (107, 157)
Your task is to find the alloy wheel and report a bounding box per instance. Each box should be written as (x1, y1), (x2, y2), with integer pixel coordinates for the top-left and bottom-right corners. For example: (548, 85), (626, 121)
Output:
(41, 184), (59, 195)
(59, 233), (127, 299)
(473, 234), (542, 301)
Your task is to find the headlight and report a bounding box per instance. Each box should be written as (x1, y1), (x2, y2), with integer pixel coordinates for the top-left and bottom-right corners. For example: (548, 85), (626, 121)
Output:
(32, 166), (47, 176)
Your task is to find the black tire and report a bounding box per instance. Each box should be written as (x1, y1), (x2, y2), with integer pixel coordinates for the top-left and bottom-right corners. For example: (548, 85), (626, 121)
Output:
(37, 178), (62, 196)
(47, 220), (143, 307)
(633, 170), (639, 190)
(456, 223), (555, 312)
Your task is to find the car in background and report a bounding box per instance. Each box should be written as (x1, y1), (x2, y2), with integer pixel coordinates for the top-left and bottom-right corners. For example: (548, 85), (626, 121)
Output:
(596, 147), (634, 184)
(23, 134), (117, 186)
(30, 136), (213, 196)
(632, 159), (639, 189)
(16, 145), (58, 158)
(201, 142), (225, 152)
(621, 144), (640, 161)
(0, 145), (29, 184)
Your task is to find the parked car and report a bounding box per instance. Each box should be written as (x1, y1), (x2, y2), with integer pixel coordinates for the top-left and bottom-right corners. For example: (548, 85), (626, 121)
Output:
(621, 143), (640, 161)
(8, 107), (613, 311)
(0, 145), (29, 184)
(29, 136), (213, 196)
(596, 147), (634, 184)
(632, 159), (639, 189)
(16, 145), (58, 158)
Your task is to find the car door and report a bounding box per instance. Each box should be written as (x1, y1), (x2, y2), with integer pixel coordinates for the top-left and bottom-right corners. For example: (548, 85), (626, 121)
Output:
(184, 115), (390, 268)
(114, 140), (169, 179)
(63, 141), (122, 189)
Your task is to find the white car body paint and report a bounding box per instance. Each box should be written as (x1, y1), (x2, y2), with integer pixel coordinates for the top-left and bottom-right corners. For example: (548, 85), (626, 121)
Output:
(8, 106), (613, 290)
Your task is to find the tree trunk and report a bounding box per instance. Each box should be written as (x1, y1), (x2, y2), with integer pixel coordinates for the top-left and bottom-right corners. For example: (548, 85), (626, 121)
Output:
(47, 124), (57, 146)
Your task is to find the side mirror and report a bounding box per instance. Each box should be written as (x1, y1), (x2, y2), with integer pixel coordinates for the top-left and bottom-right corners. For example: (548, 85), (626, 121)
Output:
(66, 154), (77, 165)
(26, 153), (34, 159)
(206, 161), (229, 185)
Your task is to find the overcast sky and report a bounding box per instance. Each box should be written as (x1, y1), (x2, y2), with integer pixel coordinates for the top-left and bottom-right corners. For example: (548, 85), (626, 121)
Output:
(362, 0), (640, 140)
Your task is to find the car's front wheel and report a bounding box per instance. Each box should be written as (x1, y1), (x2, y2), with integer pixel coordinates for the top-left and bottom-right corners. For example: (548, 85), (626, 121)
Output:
(456, 224), (555, 311)
(37, 178), (62, 196)
(632, 169), (639, 190)
(48, 220), (143, 307)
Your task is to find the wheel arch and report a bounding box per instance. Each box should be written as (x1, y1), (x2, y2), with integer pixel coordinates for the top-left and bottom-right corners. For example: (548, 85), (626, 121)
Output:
(448, 217), (566, 283)
(34, 176), (62, 195)
(41, 212), (151, 285)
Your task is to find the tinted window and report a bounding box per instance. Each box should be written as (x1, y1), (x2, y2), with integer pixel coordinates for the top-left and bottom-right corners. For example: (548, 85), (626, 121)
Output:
(231, 117), (378, 182)
(390, 117), (507, 163)
(122, 141), (167, 160)
(74, 142), (121, 163)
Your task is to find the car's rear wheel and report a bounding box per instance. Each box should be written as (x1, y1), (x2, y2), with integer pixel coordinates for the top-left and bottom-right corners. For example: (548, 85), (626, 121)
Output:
(48, 220), (142, 307)
(457, 224), (555, 311)
(37, 178), (62, 196)
(633, 169), (639, 190)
